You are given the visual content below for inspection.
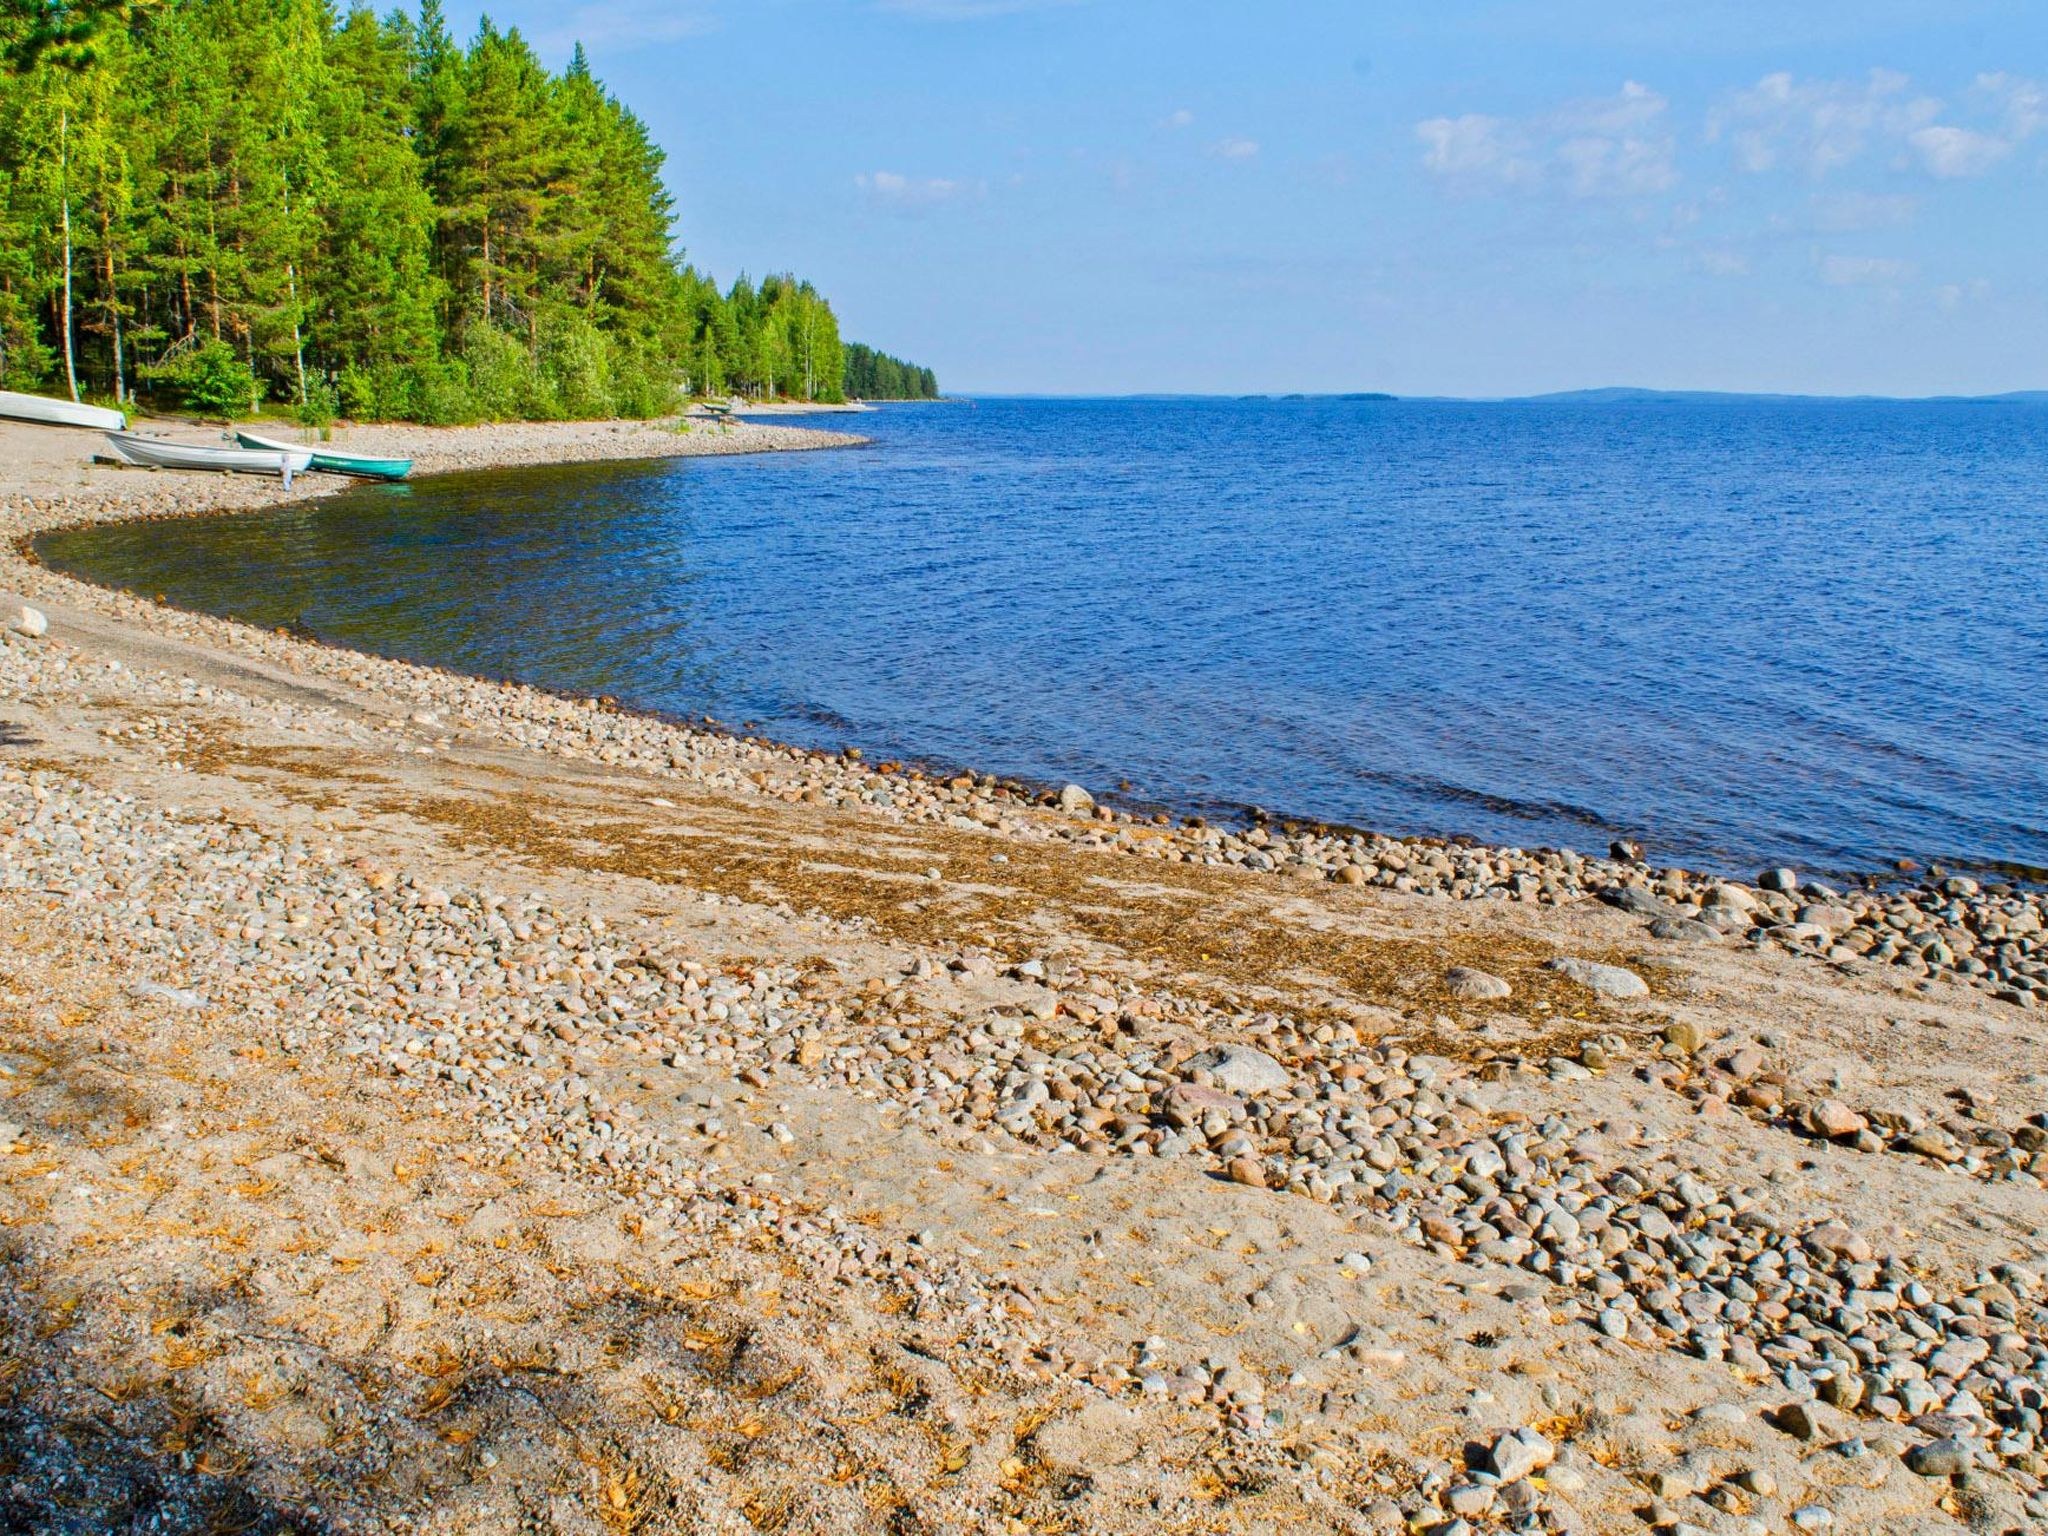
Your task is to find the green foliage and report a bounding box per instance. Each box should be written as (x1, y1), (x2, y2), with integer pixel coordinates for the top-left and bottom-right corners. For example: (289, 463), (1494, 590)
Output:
(0, 0), (926, 422)
(296, 369), (337, 430)
(844, 342), (938, 400)
(139, 335), (260, 415)
(0, 303), (54, 388)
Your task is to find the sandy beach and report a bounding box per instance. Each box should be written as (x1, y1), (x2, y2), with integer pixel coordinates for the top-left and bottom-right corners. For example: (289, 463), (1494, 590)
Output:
(1, 414), (2045, 1535)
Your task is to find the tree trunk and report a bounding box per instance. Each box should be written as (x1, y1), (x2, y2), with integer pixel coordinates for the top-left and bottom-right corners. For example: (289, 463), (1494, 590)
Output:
(60, 108), (79, 404)
(101, 206), (125, 405)
(283, 174), (306, 407)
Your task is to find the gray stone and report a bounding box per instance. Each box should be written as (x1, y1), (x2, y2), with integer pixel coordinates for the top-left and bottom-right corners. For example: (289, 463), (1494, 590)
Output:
(1057, 784), (1094, 814)
(14, 604), (47, 639)
(1445, 966), (1511, 1001)
(1185, 1045), (1290, 1095)
(1600, 885), (1671, 918)
(1759, 867), (1799, 892)
(1543, 957), (1649, 998)
(1487, 1426), (1555, 1482)
(1796, 903), (1857, 933)
(1649, 916), (1720, 942)
(1776, 1400), (1830, 1441)
(1443, 1483), (1495, 1518)
(1905, 1438), (1973, 1477)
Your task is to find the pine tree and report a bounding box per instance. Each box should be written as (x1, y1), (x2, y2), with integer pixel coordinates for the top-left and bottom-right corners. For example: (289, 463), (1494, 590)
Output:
(0, 0), (931, 420)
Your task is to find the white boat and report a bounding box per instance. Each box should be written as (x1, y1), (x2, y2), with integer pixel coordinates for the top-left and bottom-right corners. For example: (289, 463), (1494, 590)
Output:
(234, 429), (412, 481)
(105, 430), (314, 485)
(0, 389), (126, 432)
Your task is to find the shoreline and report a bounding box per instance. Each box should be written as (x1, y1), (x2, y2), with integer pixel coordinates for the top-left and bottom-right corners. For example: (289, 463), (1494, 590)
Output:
(1, 413), (2046, 1532)
(5, 410), (2043, 1013)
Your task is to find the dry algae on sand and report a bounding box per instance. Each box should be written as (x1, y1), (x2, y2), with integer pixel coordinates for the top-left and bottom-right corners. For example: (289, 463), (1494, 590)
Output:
(0, 415), (2045, 1534)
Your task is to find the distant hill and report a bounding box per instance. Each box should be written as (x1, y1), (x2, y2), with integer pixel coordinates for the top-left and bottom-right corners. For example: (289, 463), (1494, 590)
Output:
(1516, 387), (2048, 406)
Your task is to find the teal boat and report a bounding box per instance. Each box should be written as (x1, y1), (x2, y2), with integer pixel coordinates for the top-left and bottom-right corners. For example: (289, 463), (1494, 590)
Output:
(234, 429), (412, 481)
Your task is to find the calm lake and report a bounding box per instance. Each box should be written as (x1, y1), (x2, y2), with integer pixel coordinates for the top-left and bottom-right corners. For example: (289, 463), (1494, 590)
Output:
(37, 396), (2048, 878)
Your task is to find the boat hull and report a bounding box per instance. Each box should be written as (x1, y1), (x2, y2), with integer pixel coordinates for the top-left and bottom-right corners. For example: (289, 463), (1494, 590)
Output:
(106, 430), (313, 479)
(0, 390), (126, 432)
(235, 430), (412, 481)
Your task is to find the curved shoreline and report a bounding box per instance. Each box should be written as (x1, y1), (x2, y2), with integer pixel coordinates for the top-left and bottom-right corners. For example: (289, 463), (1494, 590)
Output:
(3, 412), (2047, 1532)
(2, 413), (2043, 1015)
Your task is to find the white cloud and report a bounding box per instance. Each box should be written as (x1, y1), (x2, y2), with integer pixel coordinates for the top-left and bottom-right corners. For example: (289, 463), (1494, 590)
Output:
(1977, 72), (2046, 140)
(1708, 69), (1938, 177)
(1416, 114), (1533, 186)
(1712, 69), (2046, 181)
(1417, 82), (1675, 199)
(1209, 136), (1259, 162)
(855, 171), (982, 214)
(1908, 124), (2010, 178)
(1935, 278), (1991, 311)
(1818, 253), (1916, 287)
(1162, 108), (1195, 130)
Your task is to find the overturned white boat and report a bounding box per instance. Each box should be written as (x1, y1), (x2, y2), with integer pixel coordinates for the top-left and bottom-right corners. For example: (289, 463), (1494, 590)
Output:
(0, 389), (126, 432)
(105, 429), (313, 485)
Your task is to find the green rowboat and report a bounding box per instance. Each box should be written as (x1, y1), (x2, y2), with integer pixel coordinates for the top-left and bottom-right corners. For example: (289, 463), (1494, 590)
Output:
(234, 429), (412, 481)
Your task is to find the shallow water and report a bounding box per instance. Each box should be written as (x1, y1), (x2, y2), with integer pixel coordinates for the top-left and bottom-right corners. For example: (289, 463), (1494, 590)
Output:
(37, 397), (2048, 877)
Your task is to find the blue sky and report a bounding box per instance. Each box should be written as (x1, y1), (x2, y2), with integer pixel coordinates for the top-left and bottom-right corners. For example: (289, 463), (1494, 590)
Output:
(446, 0), (2046, 396)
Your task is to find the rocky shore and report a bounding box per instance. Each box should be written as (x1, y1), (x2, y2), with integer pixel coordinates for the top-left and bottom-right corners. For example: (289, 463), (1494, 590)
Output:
(0, 417), (2044, 1535)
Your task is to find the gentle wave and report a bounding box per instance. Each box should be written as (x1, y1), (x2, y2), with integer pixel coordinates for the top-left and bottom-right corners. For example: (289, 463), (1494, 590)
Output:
(36, 396), (2048, 878)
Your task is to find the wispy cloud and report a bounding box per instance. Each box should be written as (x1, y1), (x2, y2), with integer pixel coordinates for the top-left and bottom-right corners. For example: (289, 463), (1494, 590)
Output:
(1711, 68), (2046, 180)
(1417, 81), (1676, 199)
(1908, 124), (2010, 178)
(1162, 108), (1195, 131)
(1417, 114), (1538, 189)
(855, 170), (984, 214)
(1709, 70), (1935, 177)
(1209, 136), (1259, 162)
(1978, 71), (2046, 140)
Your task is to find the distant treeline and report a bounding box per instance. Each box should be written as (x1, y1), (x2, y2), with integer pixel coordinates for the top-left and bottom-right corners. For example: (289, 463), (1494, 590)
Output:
(843, 343), (938, 401)
(0, 0), (934, 423)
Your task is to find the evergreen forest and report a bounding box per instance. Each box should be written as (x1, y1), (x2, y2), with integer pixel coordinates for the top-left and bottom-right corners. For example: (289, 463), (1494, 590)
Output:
(0, 0), (936, 422)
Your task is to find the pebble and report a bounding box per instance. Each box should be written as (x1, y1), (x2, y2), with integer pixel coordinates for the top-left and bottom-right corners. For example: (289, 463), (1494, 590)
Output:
(4, 475), (2048, 1526)
(1905, 1438), (1974, 1477)
(1444, 966), (1511, 1001)
(15, 477), (2047, 1029)
(1185, 1045), (1291, 1094)
(1487, 1426), (1554, 1482)
(1543, 956), (1649, 998)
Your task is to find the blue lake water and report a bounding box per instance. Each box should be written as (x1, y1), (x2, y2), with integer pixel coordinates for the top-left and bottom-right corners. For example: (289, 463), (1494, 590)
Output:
(35, 396), (2048, 878)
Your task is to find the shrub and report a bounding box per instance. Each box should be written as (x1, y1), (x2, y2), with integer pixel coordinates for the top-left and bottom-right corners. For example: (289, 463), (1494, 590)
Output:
(141, 339), (263, 417)
(0, 315), (53, 392)
(544, 314), (615, 420)
(296, 373), (339, 432)
(462, 322), (557, 421)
